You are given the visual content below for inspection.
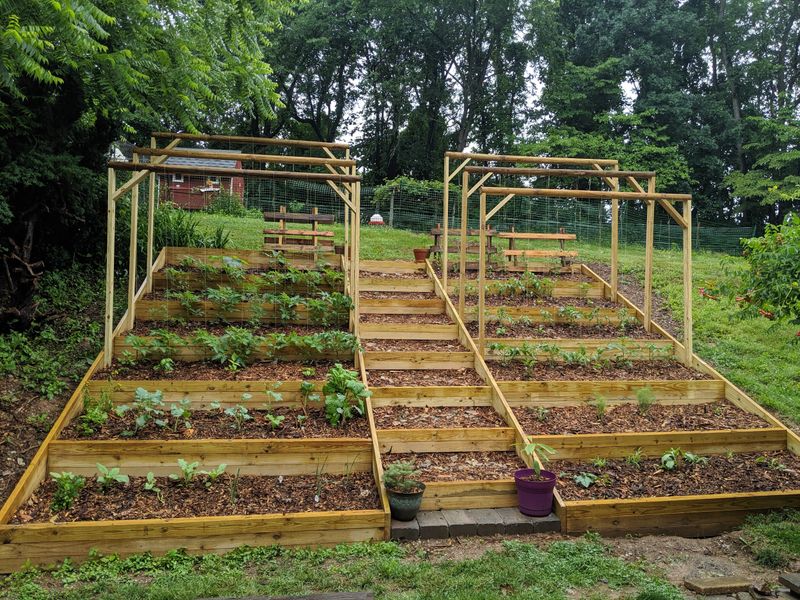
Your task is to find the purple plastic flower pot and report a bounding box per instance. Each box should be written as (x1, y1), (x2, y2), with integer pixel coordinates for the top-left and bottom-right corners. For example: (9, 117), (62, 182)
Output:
(514, 468), (556, 516)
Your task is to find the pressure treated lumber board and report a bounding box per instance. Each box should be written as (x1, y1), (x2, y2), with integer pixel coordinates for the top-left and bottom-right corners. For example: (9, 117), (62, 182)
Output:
(420, 480), (518, 511)
(359, 277), (434, 293)
(449, 280), (604, 298)
(363, 351), (474, 370)
(463, 306), (623, 324)
(376, 428), (516, 453)
(164, 247), (338, 269)
(359, 298), (444, 315)
(499, 379), (725, 405)
(369, 386), (492, 408)
(359, 322), (458, 340)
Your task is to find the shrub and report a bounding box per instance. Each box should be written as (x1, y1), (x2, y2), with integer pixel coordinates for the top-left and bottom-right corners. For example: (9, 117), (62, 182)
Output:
(383, 461), (422, 492)
(204, 190), (260, 218)
(50, 472), (85, 512)
(322, 363), (371, 427)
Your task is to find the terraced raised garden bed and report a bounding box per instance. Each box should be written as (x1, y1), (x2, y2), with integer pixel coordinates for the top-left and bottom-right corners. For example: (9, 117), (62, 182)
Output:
(362, 339), (465, 352)
(384, 451), (524, 482)
(468, 321), (659, 339)
(367, 369), (485, 387)
(95, 360), (354, 381)
(489, 360), (712, 381)
(373, 406), (506, 429)
(515, 401), (770, 435)
(360, 313), (453, 324)
(554, 451), (800, 501)
(12, 472), (380, 523)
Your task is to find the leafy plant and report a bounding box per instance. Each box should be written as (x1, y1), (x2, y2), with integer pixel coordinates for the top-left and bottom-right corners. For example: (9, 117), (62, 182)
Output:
(683, 451), (709, 466)
(557, 305), (583, 326)
(522, 442), (556, 477)
(165, 290), (203, 317)
(115, 388), (167, 435)
(635, 387), (656, 416)
(50, 472), (85, 512)
(535, 406), (549, 422)
(617, 308), (637, 332)
(265, 413), (286, 430)
(200, 464), (227, 488)
(383, 460), (423, 492)
(625, 448), (644, 468)
(224, 404), (252, 431)
(574, 472), (598, 489)
(195, 327), (263, 371)
(143, 472), (163, 502)
(207, 285), (245, 317)
(169, 459), (199, 485)
(77, 391), (112, 436)
(755, 455), (788, 471)
(590, 457), (607, 469)
(169, 399), (193, 432)
(96, 463), (129, 492)
(589, 394), (607, 420)
(322, 363), (371, 427)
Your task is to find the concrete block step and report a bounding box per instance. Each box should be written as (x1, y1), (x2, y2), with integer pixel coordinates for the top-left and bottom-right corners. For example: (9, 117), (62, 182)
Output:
(391, 508), (560, 541)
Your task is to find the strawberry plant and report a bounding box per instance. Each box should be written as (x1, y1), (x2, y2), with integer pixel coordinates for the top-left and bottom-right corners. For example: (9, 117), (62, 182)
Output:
(207, 285), (245, 317)
(557, 305), (582, 326)
(122, 329), (186, 368)
(299, 381), (319, 417)
(96, 463), (129, 492)
(265, 413), (285, 429)
(660, 448), (707, 470)
(50, 472), (86, 512)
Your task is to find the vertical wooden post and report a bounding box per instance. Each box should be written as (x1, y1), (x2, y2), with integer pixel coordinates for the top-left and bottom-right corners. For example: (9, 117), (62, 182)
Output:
(278, 205), (286, 246)
(644, 177), (656, 333)
(344, 148), (350, 246)
(103, 168), (116, 367)
(353, 181), (361, 338)
(458, 169), (469, 319)
(611, 162), (619, 301)
(478, 192), (487, 354)
(145, 137), (156, 293)
(683, 198), (693, 365)
(125, 154), (139, 331)
(442, 155), (449, 291)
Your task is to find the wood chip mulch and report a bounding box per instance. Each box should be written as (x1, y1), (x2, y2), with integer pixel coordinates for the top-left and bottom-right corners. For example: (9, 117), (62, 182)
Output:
(383, 451), (524, 481)
(373, 406), (506, 429)
(360, 313), (453, 325)
(360, 291), (439, 300)
(12, 472), (380, 523)
(467, 321), (660, 340)
(555, 451), (800, 501)
(516, 401), (770, 435)
(436, 268), (591, 282)
(367, 369), (485, 387)
(489, 360), (712, 382)
(60, 407), (370, 440)
(362, 339), (467, 352)
(94, 360), (353, 381)
(128, 322), (331, 337)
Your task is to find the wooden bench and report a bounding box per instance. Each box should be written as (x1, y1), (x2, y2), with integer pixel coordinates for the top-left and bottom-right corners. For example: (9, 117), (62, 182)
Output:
(498, 227), (578, 272)
(429, 224), (497, 268)
(263, 206), (335, 250)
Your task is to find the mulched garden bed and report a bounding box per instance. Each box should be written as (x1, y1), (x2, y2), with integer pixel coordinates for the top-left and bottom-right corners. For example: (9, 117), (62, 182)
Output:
(383, 451), (524, 481)
(456, 295), (619, 308)
(93, 360), (353, 381)
(555, 451), (800, 501)
(367, 369), (485, 387)
(435, 268), (588, 282)
(467, 321), (658, 339)
(362, 339), (466, 352)
(489, 360), (713, 381)
(516, 401), (770, 435)
(127, 322), (332, 337)
(60, 407), (371, 440)
(373, 406), (506, 429)
(361, 291), (439, 300)
(360, 270), (428, 280)
(12, 472), (379, 524)
(360, 313), (453, 325)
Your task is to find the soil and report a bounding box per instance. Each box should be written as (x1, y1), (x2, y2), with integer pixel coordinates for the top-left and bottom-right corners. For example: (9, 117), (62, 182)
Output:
(555, 451), (800, 501)
(367, 369), (485, 387)
(373, 406), (506, 429)
(12, 472), (380, 524)
(456, 295), (619, 308)
(127, 322), (332, 337)
(361, 291), (439, 300)
(489, 360), (712, 381)
(362, 339), (466, 352)
(93, 360), (353, 381)
(383, 451), (525, 481)
(467, 320), (659, 339)
(360, 313), (453, 325)
(516, 401), (770, 435)
(435, 266), (586, 280)
(360, 270), (428, 280)
(60, 406), (370, 440)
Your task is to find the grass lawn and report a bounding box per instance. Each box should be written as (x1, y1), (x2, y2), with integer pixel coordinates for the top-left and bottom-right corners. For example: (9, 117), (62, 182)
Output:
(1, 538), (683, 600)
(196, 213), (800, 427)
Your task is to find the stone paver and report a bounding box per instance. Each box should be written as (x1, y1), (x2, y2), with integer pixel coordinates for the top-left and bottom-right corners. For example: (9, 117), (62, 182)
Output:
(442, 510), (478, 537)
(395, 509), (560, 540)
(390, 518), (419, 541)
(684, 576), (751, 596)
(468, 509), (504, 536)
(416, 511), (449, 539)
(779, 574), (800, 596)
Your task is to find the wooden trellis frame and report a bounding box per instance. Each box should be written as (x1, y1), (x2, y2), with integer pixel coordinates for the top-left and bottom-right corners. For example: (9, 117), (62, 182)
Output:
(103, 132), (361, 368)
(440, 152), (693, 364)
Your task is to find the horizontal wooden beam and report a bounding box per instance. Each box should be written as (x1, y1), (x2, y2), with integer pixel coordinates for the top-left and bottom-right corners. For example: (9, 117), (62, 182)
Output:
(133, 147), (355, 167)
(465, 166), (656, 178)
(107, 161), (360, 183)
(151, 131), (349, 150)
(481, 186), (692, 202)
(445, 151), (617, 167)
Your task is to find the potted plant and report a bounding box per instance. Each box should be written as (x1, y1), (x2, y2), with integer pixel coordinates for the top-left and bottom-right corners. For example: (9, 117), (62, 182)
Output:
(412, 248), (430, 263)
(383, 460), (425, 521)
(514, 443), (557, 516)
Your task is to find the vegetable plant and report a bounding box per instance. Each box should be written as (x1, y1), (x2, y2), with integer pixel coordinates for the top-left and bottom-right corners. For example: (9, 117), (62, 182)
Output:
(574, 472), (598, 488)
(165, 290), (203, 318)
(195, 327), (262, 371)
(77, 391), (112, 436)
(635, 387), (655, 416)
(383, 460), (423, 492)
(625, 448), (643, 468)
(200, 464), (227, 488)
(50, 472), (85, 512)
(115, 388), (167, 435)
(207, 286), (245, 317)
(169, 459), (199, 485)
(143, 472), (163, 502)
(589, 395), (607, 420)
(169, 399), (193, 432)
(322, 363), (371, 427)
(223, 404), (252, 431)
(96, 463), (129, 492)
(299, 380), (319, 417)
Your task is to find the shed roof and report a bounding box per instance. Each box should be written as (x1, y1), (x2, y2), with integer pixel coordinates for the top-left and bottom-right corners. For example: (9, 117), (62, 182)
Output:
(163, 148), (242, 169)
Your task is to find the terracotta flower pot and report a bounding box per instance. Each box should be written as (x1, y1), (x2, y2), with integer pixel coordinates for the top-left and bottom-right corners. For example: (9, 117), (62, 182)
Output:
(413, 248), (430, 263)
(386, 483), (426, 521)
(514, 468), (556, 516)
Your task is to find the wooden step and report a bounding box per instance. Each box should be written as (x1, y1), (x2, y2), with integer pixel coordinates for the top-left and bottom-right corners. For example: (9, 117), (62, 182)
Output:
(497, 232), (576, 241)
(263, 211), (335, 224)
(503, 250), (578, 258)
(263, 228), (334, 237)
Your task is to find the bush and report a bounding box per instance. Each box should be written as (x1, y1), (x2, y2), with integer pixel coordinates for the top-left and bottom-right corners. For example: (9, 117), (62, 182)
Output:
(204, 190), (261, 218)
(153, 203), (231, 250)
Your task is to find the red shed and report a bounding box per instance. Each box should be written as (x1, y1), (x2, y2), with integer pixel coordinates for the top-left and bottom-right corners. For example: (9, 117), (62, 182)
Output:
(158, 148), (244, 210)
